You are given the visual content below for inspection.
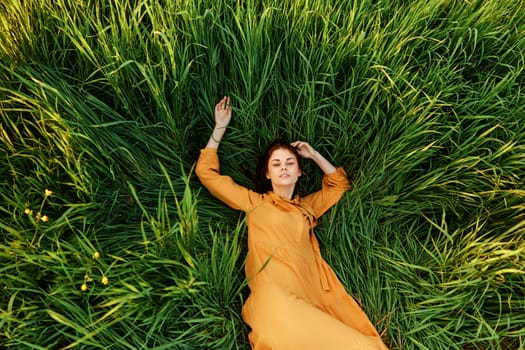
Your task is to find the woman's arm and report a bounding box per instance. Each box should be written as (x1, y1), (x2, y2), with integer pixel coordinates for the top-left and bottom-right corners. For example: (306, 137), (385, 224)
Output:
(197, 96), (263, 212)
(205, 96), (232, 149)
(292, 141), (350, 217)
(291, 141), (337, 175)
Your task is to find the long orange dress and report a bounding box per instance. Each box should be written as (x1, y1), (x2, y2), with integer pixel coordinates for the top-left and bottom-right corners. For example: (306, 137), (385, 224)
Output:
(196, 148), (388, 350)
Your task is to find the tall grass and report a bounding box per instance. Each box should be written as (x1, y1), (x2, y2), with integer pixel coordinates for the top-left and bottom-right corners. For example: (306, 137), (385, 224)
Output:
(1, 0), (524, 348)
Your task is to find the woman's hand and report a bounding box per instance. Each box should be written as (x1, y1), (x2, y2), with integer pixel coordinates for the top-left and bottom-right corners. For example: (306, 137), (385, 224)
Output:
(291, 141), (317, 159)
(214, 96), (232, 128)
(206, 96), (232, 149)
(291, 141), (337, 174)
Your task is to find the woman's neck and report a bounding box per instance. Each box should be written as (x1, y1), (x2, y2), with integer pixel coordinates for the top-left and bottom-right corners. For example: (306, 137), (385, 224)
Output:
(272, 185), (295, 200)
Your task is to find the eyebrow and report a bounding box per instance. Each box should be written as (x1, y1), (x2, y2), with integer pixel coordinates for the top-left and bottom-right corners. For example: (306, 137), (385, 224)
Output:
(271, 157), (295, 162)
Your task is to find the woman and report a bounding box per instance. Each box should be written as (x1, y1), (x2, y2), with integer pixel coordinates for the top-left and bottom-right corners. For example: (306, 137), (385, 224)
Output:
(196, 96), (388, 350)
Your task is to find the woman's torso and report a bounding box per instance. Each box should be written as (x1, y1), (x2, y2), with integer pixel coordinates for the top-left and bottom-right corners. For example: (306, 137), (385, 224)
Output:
(244, 194), (324, 301)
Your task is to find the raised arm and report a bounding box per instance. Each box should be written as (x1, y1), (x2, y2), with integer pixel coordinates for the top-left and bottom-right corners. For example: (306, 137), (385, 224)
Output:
(292, 141), (350, 217)
(291, 141), (337, 175)
(197, 96), (263, 212)
(205, 96), (232, 149)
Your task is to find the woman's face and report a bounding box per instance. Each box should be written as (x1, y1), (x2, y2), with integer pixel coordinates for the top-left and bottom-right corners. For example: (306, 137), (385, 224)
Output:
(266, 148), (302, 190)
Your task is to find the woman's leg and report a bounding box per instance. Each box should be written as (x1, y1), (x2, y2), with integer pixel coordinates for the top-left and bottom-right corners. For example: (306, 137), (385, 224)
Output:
(243, 285), (388, 350)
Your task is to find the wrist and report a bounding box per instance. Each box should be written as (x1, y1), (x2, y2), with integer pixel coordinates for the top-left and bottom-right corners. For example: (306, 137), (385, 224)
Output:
(310, 150), (321, 161)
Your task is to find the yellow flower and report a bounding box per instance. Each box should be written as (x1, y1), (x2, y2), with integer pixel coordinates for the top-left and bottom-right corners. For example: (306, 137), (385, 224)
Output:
(80, 283), (88, 292)
(35, 212), (42, 221)
(41, 215), (49, 222)
(101, 276), (109, 285)
(45, 189), (53, 197)
(24, 208), (33, 215)
(92, 251), (100, 259)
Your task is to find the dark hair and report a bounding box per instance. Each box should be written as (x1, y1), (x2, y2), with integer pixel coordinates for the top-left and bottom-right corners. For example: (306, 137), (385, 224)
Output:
(255, 140), (303, 194)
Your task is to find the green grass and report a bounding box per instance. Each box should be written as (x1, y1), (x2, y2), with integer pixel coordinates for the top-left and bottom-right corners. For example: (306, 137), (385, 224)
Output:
(1, 0), (524, 348)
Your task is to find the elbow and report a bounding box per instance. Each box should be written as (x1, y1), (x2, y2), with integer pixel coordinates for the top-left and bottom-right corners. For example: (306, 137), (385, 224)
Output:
(195, 163), (218, 186)
(195, 165), (210, 185)
(195, 162), (204, 181)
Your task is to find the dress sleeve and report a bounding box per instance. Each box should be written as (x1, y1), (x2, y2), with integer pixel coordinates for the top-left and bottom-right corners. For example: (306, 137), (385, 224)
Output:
(302, 167), (351, 219)
(195, 148), (262, 212)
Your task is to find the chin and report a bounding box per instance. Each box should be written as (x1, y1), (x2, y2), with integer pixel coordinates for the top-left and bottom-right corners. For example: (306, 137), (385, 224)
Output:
(278, 180), (297, 187)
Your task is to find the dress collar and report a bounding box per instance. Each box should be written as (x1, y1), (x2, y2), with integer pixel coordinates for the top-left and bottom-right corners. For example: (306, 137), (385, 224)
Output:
(267, 191), (301, 205)
(266, 191), (317, 226)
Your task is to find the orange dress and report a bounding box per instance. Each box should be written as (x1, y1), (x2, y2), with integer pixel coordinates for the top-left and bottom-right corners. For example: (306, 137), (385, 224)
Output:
(196, 148), (388, 350)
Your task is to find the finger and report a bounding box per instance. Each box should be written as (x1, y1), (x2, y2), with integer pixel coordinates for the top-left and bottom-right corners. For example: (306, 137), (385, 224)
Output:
(217, 98), (225, 110)
(294, 143), (306, 151)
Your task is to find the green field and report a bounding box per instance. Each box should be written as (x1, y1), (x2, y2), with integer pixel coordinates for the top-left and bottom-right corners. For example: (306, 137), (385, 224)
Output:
(1, 0), (524, 348)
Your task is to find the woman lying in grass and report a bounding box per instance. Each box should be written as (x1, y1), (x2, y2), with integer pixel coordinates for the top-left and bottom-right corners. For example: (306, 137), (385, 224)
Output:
(196, 96), (388, 350)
